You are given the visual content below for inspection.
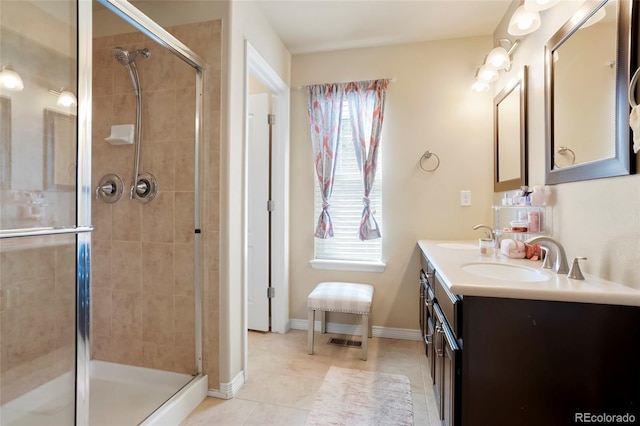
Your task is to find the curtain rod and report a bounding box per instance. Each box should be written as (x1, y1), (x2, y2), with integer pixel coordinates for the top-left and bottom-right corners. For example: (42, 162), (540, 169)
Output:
(297, 77), (396, 90)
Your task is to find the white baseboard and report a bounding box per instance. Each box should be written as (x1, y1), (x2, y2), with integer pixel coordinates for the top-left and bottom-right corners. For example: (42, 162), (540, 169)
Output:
(289, 318), (422, 341)
(207, 370), (244, 400)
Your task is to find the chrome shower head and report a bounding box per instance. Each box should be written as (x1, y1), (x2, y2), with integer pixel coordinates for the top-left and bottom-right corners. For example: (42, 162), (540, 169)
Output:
(113, 47), (150, 65)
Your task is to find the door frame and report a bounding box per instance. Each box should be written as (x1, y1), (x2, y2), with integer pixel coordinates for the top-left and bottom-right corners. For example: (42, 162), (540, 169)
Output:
(242, 41), (290, 379)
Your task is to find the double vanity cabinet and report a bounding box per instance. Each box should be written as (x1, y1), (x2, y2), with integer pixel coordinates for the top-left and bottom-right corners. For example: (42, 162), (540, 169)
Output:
(418, 240), (640, 426)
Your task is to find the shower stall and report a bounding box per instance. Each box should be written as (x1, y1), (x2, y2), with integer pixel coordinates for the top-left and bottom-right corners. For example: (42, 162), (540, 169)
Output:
(0, 0), (214, 424)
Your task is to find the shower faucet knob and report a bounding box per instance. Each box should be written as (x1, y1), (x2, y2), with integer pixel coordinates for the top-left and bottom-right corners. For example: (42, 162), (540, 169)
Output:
(96, 173), (124, 204)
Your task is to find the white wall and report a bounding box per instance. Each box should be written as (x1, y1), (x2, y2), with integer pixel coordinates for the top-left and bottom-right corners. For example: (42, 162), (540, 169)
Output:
(493, 1), (640, 288)
(222, 0), (291, 383)
(289, 37), (495, 329)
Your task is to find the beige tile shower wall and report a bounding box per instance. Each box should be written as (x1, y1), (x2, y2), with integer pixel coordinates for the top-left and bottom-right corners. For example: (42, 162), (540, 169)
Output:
(0, 236), (76, 404)
(91, 20), (221, 380)
(170, 19), (223, 391)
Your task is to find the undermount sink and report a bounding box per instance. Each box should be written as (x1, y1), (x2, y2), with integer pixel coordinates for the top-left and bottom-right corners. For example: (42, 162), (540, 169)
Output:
(437, 243), (477, 250)
(462, 262), (548, 282)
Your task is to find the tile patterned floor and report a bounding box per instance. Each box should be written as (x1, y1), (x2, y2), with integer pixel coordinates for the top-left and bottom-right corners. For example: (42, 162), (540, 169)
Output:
(181, 329), (441, 425)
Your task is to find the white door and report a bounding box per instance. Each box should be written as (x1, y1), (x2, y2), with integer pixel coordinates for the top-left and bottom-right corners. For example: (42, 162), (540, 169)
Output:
(247, 93), (271, 331)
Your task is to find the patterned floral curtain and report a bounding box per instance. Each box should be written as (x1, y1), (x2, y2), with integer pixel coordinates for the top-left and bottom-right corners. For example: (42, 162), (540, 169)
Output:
(306, 84), (345, 238)
(344, 79), (389, 240)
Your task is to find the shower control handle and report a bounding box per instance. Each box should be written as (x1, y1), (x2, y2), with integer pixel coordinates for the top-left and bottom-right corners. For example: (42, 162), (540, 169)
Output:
(136, 180), (149, 195)
(131, 172), (158, 204)
(96, 173), (124, 204)
(97, 182), (116, 197)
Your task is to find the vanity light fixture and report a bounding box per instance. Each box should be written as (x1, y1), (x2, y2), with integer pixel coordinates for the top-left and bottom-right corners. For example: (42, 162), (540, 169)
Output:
(508, 5), (541, 36)
(486, 46), (511, 70)
(524, 0), (560, 12)
(478, 64), (499, 83)
(472, 38), (520, 92)
(472, 79), (490, 92)
(472, 68), (490, 92)
(49, 88), (77, 107)
(486, 38), (521, 71)
(582, 7), (606, 28)
(0, 65), (24, 91)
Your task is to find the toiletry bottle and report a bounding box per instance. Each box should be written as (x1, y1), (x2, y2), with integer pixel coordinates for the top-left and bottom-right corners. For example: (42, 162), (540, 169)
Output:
(479, 238), (494, 256)
(528, 210), (540, 233)
(530, 185), (544, 206)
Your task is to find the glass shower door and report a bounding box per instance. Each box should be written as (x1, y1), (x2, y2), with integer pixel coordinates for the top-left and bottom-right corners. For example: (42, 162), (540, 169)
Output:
(0, 0), (91, 424)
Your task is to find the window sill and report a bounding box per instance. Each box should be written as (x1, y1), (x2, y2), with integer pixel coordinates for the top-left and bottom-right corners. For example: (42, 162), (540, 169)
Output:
(309, 259), (387, 273)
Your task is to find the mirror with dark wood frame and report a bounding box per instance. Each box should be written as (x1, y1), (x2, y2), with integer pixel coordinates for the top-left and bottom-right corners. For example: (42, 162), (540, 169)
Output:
(43, 108), (77, 191)
(545, 0), (636, 184)
(494, 66), (528, 192)
(0, 96), (10, 190)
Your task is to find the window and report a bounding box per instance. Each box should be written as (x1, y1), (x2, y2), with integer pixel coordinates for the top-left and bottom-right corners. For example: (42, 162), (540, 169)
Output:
(314, 101), (382, 262)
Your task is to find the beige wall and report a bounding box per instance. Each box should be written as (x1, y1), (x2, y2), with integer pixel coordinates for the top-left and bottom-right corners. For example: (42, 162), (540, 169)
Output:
(493, 1), (640, 288)
(289, 38), (495, 329)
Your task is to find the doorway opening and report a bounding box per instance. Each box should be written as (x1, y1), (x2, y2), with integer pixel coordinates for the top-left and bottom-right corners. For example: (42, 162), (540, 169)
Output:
(243, 41), (290, 382)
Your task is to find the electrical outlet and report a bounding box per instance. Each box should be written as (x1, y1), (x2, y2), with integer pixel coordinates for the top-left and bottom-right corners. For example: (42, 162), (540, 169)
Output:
(460, 190), (471, 206)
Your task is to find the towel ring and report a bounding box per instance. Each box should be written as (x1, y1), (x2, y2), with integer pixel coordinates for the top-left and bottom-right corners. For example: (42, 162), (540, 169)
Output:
(553, 146), (575, 168)
(629, 68), (640, 107)
(419, 151), (440, 172)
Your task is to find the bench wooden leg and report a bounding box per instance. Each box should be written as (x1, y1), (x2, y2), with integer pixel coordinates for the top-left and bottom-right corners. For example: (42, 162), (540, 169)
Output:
(320, 310), (326, 333)
(361, 313), (369, 361)
(308, 309), (315, 355)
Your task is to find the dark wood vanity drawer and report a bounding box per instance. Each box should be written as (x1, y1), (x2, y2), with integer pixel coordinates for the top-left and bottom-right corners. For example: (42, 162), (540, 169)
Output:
(420, 251), (435, 277)
(420, 252), (435, 290)
(434, 272), (461, 338)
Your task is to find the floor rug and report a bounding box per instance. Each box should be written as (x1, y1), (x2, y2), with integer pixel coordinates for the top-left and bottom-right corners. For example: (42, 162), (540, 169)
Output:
(305, 366), (414, 426)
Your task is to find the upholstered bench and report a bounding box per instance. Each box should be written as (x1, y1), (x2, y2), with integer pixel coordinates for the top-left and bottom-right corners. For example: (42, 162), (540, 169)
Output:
(307, 282), (374, 360)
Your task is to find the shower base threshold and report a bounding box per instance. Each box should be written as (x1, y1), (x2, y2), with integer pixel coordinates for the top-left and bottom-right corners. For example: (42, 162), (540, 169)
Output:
(0, 361), (207, 426)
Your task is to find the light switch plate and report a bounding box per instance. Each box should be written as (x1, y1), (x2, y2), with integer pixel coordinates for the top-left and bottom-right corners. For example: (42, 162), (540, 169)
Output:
(460, 190), (471, 206)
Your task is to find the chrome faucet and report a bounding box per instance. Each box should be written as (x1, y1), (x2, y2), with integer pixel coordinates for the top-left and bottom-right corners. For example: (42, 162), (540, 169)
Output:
(472, 224), (495, 240)
(473, 224), (499, 252)
(525, 236), (569, 274)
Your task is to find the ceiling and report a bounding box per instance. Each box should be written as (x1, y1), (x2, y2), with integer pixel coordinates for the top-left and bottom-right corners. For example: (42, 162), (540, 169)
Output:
(254, 0), (513, 55)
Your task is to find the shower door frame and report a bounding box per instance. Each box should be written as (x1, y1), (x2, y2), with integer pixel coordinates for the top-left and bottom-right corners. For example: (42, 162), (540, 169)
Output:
(88, 0), (206, 423)
(0, 0), (206, 423)
(95, 0), (205, 366)
(94, 0), (206, 364)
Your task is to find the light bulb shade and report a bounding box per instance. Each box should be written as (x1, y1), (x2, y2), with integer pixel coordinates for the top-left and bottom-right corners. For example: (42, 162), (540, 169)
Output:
(57, 90), (77, 107)
(486, 46), (511, 70)
(524, 0), (560, 12)
(472, 79), (490, 92)
(0, 67), (24, 91)
(582, 8), (606, 28)
(508, 6), (541, 36)
(478, 65), (499, 83)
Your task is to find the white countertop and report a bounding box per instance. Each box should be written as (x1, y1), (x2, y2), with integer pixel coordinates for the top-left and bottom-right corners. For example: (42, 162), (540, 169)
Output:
(418, 239), (640, 307)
